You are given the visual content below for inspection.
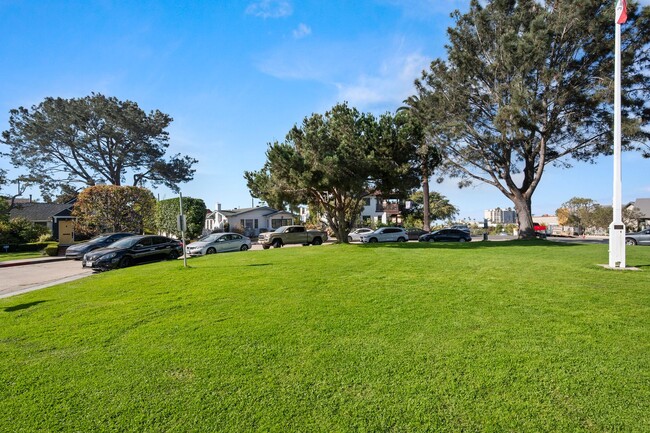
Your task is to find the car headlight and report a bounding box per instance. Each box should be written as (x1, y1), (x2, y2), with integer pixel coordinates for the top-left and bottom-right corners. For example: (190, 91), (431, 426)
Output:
(102, 252), (117, 260)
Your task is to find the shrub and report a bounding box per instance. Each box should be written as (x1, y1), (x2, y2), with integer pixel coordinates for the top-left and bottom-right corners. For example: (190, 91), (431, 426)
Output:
(38, 233), (55, 243)
(44, 244), (59, 256)
(0, 217), (49, 244)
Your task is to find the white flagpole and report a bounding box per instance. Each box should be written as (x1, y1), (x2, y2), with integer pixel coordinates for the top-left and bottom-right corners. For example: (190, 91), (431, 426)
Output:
(608, 7), (625, 268)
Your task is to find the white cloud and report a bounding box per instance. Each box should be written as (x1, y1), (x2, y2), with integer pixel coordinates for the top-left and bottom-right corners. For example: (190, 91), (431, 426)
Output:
(292, 23), (311, 39)
(335, 51), (429, 110)
(375, 0), (469, 18)
(245, 0), (292, 18)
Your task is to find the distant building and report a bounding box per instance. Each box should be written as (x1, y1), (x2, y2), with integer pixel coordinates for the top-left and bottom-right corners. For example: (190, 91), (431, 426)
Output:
(8, 199), (76, 244)
(207, 203), (295, 237)
(625, 198), (650, 229)
(483, 207), (516, 224)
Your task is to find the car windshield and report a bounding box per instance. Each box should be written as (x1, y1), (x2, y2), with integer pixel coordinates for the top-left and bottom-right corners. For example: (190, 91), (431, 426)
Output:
(88, 235), (112, 244)
(108, 236), (141, 249)
(203, 234), (221, 243)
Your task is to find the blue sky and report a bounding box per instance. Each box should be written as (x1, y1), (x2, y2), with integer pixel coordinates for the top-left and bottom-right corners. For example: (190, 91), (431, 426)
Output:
(1, 0), (648, 221)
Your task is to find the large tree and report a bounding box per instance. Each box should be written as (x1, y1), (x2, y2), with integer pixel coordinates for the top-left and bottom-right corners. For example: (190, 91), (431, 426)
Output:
(1, 93), (197, 200)
(245, 103), (422, 242)
(72, 185), (156, 236)
(414, 0), (650, 238)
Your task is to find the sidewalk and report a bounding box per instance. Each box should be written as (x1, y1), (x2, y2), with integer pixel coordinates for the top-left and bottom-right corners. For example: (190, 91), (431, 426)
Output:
(0, 256), (69, 268)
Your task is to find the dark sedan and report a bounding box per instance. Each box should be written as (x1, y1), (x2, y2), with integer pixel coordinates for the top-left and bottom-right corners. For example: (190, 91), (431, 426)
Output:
(65, 232), (135, 260)
(82, 235), (182, 271)
(419, 229), (472, 243)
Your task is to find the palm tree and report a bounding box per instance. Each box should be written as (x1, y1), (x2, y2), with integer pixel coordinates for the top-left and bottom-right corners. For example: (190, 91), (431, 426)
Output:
(397, 95), (440, 231)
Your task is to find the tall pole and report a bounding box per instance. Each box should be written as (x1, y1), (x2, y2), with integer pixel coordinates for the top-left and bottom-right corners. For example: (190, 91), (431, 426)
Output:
(179, 191), (187, 268)
(608, 6), (626, 268)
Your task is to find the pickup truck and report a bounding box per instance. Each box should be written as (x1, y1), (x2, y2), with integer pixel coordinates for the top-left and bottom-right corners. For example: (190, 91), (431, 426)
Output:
(258, 225), (328, 249)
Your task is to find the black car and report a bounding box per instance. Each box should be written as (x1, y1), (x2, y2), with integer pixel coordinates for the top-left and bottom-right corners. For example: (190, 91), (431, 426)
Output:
(419, 229), (472, 243)
(65, 232), (135, 260)
(82, 235), (183, 271)
(406, 227), (428, 240)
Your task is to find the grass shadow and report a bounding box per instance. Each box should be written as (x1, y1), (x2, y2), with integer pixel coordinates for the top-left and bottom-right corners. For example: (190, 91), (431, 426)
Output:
(4, 300), (48, 312)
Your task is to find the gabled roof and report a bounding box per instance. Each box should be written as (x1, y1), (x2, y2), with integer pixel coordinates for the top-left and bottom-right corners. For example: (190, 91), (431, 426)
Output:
(632, 198), (650, 217)
(9, 202), (74, 222)
(217, 206), (293, 218)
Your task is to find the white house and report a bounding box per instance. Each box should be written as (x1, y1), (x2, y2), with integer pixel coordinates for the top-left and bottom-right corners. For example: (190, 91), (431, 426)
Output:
(299, 194), (403, 227)
(207, 203), (295, 236)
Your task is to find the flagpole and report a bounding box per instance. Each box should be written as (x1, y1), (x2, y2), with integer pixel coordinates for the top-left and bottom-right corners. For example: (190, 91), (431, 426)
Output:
(608, 1), (626, 268)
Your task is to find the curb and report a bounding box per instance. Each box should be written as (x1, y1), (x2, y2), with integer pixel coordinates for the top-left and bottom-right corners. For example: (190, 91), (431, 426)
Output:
(0, 257), (70, 268)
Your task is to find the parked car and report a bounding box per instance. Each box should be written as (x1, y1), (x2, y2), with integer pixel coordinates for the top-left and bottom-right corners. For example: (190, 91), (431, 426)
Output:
(65, 232), (135, 260)
(82, 235), (183, 271)
(625, 228), (650, 246)
(185, 232), (251, 256)
(360, 227), (408, 243)
(406, 227), (428, 240)
(419, 229), (472, 242)
(348, 227), (374, 242)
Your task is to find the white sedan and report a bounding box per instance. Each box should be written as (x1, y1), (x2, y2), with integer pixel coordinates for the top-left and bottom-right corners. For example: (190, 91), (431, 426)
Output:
(185, 232), (251, 256)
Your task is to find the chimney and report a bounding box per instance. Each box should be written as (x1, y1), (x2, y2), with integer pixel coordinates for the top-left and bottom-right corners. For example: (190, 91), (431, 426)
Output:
(216, 202), (221, 212)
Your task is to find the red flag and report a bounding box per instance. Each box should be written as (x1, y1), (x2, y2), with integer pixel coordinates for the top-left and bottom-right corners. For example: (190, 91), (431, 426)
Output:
(616, 0), (627, 24)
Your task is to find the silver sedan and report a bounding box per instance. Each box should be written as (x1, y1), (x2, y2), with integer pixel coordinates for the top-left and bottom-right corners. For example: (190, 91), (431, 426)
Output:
(185, 232), (251, 256)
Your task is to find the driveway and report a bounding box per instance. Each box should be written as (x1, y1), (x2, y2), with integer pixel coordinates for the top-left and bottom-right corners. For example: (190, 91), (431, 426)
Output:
(0, 259), (93, 299)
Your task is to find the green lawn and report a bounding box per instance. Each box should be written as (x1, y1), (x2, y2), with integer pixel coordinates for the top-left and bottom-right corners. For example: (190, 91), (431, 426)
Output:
(0, 251), (46, 262)
(1, 241), (649, 432)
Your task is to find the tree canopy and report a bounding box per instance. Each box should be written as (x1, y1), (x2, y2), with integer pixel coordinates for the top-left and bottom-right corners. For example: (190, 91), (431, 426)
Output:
(72, 185), (156, 236)
(156, 197), (206, 240)
(413, 0), (650, 238)
(403, 190), (459, 228)
(1, 93), (197, 200)
(245, 103), (422, 242)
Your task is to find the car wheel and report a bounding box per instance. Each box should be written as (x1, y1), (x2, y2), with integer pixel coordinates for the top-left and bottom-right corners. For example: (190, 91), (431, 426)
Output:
(206, 247), (216, 255)
(240, 244), (249, 251)
(262, 245), (270, 250)
(348, 236), (353, 242)
(312, 237), (322, 246)
(272, 240), (282, 248)
(369, 238), (378, 243)
(625, 238), (637, 246)
(428, 238), (436, 242)
(119, 256), (132, 268)
(168, 250), (180, 260)
(397, 237), (406, 242)
(459, 238), (466, 243)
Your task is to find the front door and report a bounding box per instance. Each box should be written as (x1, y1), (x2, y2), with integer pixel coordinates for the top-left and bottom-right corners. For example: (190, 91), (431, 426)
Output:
(58, 220), (74, 245)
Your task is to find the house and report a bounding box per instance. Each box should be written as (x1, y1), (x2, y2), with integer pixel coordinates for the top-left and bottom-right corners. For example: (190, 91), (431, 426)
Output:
(299, 194), (404, 227)
(8, 200), (76, 244)
(207, 203), (296, 236)
(625, 198), (650, 230)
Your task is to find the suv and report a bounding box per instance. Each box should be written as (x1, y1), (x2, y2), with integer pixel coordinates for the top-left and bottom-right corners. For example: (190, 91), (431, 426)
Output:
(360, 227), (408, 243)
(419, 229), (472, 243)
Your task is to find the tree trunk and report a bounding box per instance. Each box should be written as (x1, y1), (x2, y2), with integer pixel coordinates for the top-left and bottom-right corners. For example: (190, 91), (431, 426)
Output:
(513, 194), (535, 239)
(422, 173), (430, 231)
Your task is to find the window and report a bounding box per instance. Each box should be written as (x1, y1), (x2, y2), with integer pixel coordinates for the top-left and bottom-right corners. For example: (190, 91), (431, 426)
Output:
(272, 218), (293, 229)
(363, 198), (371, 206)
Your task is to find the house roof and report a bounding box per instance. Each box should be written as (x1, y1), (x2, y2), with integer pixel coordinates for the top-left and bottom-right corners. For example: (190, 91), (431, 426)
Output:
(9, 202), (74, 222)
(632, 198), (650, 217)
(217, 206), (294, 218)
